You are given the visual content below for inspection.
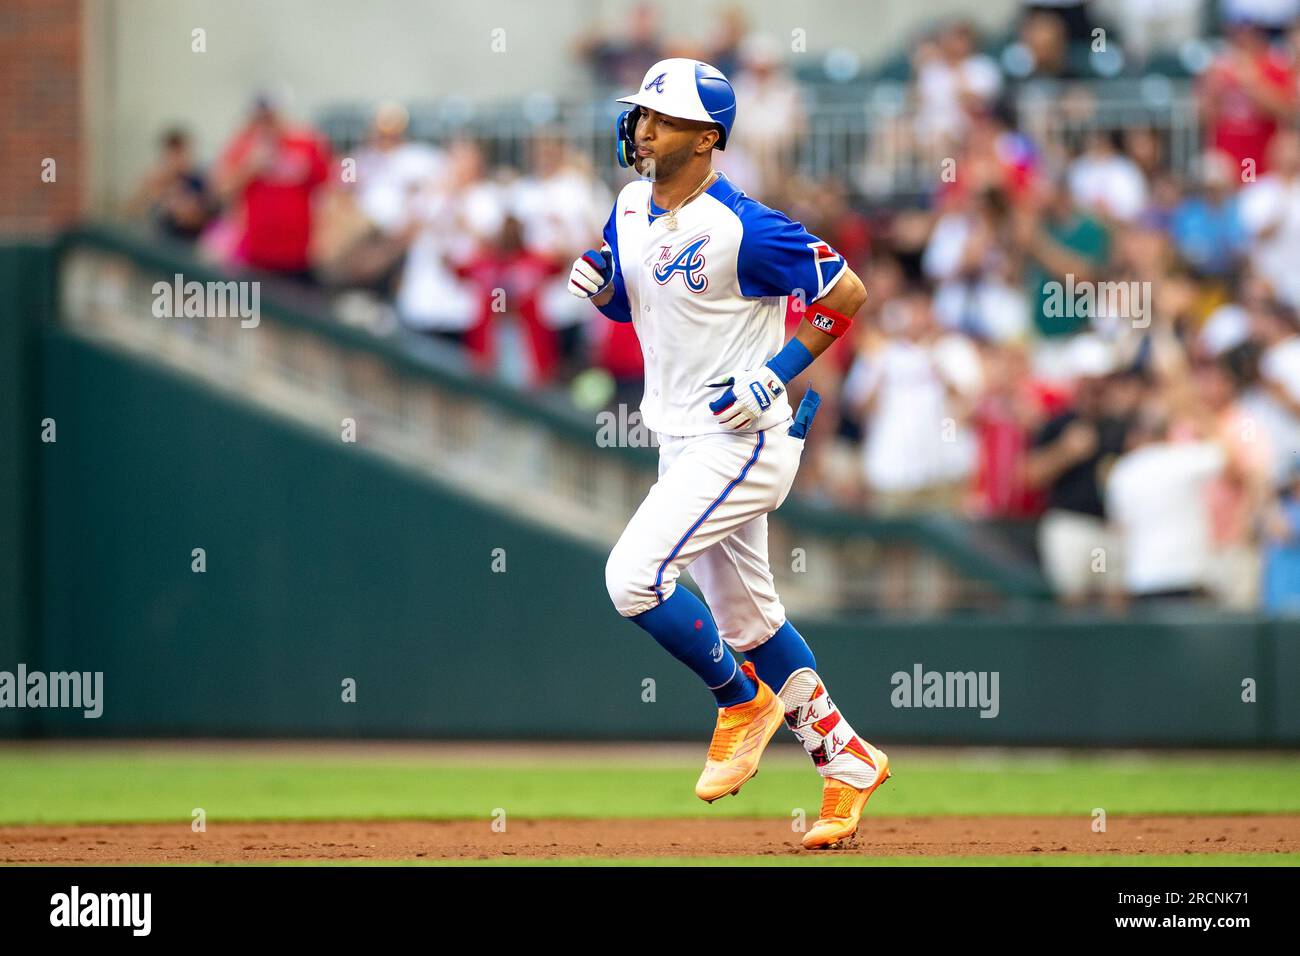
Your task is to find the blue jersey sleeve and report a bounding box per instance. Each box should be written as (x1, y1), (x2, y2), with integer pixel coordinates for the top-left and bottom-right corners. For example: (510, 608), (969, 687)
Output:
(736, 201), (847, 303)
(595, 206), (633, 323)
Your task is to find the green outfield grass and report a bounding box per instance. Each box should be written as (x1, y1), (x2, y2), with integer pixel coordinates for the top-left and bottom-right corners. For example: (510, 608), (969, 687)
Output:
(2, 747), (1299, 825)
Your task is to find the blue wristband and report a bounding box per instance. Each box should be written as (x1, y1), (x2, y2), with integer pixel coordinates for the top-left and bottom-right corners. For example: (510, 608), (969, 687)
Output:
(766, 338), (815, 385)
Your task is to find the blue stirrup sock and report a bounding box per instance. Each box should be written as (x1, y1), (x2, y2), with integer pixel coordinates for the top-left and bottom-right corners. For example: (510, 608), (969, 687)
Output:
(629, 588), (758, 707)
(744, 620), (817, 694)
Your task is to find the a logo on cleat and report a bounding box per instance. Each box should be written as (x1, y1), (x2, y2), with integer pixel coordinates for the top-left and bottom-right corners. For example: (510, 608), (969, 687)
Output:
(798, 700), (824, 727)
(825, 732), (851, 760)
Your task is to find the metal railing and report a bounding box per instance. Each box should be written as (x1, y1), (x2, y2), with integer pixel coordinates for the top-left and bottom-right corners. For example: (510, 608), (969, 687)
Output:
(319, 78), (1201, 201)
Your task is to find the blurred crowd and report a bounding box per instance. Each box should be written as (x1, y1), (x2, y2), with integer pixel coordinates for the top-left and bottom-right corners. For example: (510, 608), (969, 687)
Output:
(125, 0), (1300, 613)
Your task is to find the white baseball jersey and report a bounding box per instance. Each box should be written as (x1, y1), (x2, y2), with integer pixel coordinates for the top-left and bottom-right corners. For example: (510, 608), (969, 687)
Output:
(596, 171), (846, 436)
(600, 171), (847, 652)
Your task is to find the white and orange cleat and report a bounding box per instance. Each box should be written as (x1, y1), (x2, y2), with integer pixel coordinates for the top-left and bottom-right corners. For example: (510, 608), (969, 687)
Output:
(695, 662), (785, 803)
(802, 740), (891, 849)
(775, 667), (892, 849)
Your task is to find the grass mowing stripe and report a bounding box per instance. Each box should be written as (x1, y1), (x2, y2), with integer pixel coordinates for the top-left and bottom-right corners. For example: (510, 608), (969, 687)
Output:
(1, 753), (1299, 825)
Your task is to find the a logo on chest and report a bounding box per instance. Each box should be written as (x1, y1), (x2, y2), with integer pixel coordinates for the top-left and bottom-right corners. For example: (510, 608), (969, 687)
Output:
(651, 235), (711, 293)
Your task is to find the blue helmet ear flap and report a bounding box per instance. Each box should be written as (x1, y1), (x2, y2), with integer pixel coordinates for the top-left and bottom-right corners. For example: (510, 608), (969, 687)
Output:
(615, 107), (641, 168)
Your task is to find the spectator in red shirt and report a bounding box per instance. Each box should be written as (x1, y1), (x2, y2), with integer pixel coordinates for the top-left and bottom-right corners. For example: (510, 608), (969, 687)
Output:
(971, 342), (1064, 518)
(1199, 20), (1296, 177)
(454, 215), (566, 386)
(593, 317), (645, 411)
(214, 93), (332, 278)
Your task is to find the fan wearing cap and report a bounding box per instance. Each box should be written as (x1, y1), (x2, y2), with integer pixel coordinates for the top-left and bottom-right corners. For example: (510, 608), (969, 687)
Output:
(567, 58), (887, 850)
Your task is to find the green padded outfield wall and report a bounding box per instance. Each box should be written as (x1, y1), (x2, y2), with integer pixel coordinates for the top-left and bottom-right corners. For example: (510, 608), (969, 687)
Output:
(24, 328), (1300, 745)
(0, 244), (51, 737)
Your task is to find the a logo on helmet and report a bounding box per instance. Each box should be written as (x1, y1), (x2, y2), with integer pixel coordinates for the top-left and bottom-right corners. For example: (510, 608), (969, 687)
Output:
(652, 236), (710, 293)
(645, 72), (667, 94)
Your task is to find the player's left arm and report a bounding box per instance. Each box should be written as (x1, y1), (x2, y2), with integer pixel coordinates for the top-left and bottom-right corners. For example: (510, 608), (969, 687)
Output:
(709, 209), (867, 429)
(785, 265), (868, 368)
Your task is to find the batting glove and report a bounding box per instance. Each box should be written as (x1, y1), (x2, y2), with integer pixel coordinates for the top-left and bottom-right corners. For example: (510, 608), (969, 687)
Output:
(706, 366), (785, 431)
(568, 246), (614, 298)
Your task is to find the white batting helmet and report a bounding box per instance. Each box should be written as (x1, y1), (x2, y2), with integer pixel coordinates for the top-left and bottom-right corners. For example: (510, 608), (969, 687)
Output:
(614, 58), (737, 166)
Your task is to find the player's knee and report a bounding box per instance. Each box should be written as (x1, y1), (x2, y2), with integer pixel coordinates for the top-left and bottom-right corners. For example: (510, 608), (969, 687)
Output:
(605, 545), (659, 615)
(604, 547), (641, 614)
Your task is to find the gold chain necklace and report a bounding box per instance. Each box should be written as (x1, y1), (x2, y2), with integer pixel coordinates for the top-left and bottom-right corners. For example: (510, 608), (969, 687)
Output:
(649, 170), (718, 231)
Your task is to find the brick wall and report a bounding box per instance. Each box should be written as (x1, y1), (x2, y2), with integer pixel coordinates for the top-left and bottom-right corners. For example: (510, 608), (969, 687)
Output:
(0, 0), (84, 236)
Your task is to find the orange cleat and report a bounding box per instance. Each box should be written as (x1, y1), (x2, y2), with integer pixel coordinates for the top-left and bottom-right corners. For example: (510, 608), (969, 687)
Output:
(802, 742), (892, 849)
(694, 662), (785, 803)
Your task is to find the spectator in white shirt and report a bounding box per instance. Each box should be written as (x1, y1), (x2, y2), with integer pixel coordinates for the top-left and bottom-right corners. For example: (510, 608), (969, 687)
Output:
(1250, 297), (1300, 486)
(312, 102), (446, 292)
(913, 21), (1003, 151)
(395, 139), (503, 341)
(1068, 129), (1150, 224)
(1105, 411), (1226, 601)
(923, 187), (1029, 342)
(723, 34), (807, 200)
(509, 137), (613, 366)
(1106, 0), (1202, 65)
(353, 102), (446, 235)
(1238, 128), (1300, 312)
(843, 287), (983, 513)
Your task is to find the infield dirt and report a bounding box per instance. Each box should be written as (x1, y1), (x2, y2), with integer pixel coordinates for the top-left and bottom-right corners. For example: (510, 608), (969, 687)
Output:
(3, 815), (1298, 863)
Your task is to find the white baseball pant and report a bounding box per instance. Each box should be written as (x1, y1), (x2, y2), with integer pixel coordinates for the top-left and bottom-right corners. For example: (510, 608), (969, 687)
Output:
(605, 423), (805, 652)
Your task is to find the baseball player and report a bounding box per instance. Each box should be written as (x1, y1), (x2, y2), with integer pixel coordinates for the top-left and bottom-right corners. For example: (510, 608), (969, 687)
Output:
(569, 58), (891, 849)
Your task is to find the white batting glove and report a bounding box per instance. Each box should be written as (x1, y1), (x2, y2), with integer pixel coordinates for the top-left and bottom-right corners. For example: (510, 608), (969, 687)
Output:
(706, 366), (785, 431)
(567, 246), (614, 298)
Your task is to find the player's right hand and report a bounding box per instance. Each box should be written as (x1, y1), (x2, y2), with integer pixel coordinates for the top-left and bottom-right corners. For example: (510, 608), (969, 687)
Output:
(568, 247), (614, 298)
